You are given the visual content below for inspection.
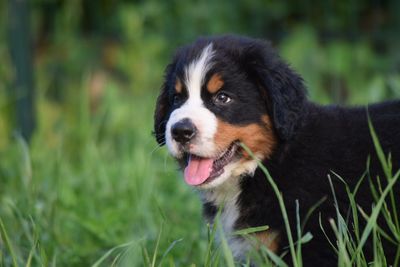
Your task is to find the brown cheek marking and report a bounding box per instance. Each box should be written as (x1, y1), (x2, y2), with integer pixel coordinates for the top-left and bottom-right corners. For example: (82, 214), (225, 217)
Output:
(254, 230), (280, 253)
(175, 78), (182, 93)
(207, 74), (224, 94)
(214, 116), (276, 160)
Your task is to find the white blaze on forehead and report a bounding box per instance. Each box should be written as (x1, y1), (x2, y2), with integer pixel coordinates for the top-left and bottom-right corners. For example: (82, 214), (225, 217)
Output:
(166, 43), (218, 158)
(184, 43), (215, 102)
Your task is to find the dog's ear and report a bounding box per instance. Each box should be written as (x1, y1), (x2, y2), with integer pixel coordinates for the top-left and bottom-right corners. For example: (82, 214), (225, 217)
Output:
(244, 40), (307, 141)
(153, 63), (174, 145)
(153, 82), (168, 145)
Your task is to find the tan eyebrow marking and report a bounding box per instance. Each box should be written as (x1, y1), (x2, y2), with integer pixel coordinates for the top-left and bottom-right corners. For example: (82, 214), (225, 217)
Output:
(175, 78), (183, 93)
(207, 73), (224, 94)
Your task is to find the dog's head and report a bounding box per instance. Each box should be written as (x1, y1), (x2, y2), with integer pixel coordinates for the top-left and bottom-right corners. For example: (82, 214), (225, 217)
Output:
(154, 35), (306, 189)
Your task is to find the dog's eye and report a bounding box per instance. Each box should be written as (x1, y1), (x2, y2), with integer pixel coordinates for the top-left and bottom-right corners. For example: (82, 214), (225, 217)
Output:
(173, 94), (183, 105)
(214, 92), (232, 105)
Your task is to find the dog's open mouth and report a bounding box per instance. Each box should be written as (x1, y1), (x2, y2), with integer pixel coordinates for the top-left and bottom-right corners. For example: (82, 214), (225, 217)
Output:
(183, 142), (239, 186)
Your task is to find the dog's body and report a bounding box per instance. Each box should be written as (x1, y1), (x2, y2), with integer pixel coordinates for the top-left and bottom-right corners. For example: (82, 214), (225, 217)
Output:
(233, 102), (400, 266)
(153, 35), (400, 266)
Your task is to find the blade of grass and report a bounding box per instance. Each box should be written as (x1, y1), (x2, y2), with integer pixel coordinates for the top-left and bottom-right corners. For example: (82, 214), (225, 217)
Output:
(260, 246), (288, 267)
(327, 175), (352, 266)
(204, 205), (223, 266)
(367, 114), (390, 178)
(157, 238), (183, 267)
(301, 196), (327, 232)
(234, 226), (285, 266)
(219, 232), (235, 267)
(25, 241), (37, 267)
(329, 218), (351, 266)
(368, 114), (399, 231)
(331, 170), (366, 244)
(91, 240), (137, 267)
(151, 222), (164, 267)
(241, 143), (299, 267)
(141, 244), (151, 266)
(357, 207), (396, 245)
(0, 217), (19, 267)
(351, 169), (400, 263)
(232, 225), (269, 236)
(367, 173), (399, 241)
(394, 245), (400, 267)
(216, 212), (235, 267)
(110, 253), (122, 267)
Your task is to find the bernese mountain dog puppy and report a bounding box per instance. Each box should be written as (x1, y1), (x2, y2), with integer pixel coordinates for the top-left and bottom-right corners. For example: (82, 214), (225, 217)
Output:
(153, 35), (400, 266)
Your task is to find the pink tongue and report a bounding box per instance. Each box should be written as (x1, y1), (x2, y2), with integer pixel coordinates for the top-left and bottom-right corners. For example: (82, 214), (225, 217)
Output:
(184, 155), (214, 186)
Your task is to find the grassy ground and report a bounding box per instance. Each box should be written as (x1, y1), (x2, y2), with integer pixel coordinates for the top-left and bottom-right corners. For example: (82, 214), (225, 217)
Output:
(1, 74), (400, 267)
(0, 87), (211, 266)
(1, 25), (400, 266)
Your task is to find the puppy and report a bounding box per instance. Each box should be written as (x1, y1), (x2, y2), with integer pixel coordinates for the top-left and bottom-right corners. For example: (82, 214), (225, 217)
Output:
(153, 35), (400, 266)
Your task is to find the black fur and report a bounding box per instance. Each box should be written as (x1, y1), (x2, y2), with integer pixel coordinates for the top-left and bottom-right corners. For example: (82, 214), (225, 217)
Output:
(241, 39), (307, 141)
(153, 35), (400, 266)
(237, 102), (400, 266)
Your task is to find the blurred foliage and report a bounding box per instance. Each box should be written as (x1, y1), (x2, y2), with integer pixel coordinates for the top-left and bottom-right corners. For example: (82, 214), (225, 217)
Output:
(1, 1), (399, 137)
(0, 0), (400, 266)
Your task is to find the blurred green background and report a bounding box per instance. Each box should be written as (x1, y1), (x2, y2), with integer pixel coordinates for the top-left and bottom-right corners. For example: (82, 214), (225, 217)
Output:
(0, 0), (400, 266)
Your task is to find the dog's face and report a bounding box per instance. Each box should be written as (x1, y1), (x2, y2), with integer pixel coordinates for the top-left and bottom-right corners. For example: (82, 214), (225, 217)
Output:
(154, 35), (306, 189)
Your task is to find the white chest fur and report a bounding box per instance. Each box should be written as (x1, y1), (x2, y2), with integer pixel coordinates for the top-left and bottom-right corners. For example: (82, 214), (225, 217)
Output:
(200, 179), (250, 259)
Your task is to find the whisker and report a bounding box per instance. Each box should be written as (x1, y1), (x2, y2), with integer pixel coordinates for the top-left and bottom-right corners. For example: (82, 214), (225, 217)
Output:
(152, 133), (166, 137)
(155, 138), (166, 143)
(150, 143), (165, 156)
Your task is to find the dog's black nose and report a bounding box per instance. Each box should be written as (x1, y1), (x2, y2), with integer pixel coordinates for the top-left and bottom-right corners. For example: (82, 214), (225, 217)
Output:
(171, 119), (197, 144)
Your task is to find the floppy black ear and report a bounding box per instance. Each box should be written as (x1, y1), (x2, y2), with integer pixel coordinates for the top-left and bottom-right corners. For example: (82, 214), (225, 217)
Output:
(153, 83), (169, 145)
(153, 64), (175, 145)
(244, 40), (307, 141)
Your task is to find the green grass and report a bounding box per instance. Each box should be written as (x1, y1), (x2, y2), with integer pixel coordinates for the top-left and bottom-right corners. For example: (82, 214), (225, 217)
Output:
(0, 88), (208, 266)
(1, 21), (400, 265)
(1, 80), (400, 267)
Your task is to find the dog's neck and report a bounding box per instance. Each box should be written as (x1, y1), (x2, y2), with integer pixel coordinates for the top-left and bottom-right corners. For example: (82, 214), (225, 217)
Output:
(200, 178), (241, 205)
(199, 159), (258, 211)
(199, 174), (255, 259)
